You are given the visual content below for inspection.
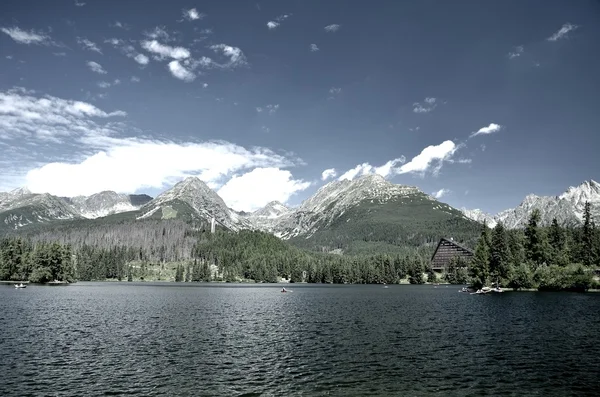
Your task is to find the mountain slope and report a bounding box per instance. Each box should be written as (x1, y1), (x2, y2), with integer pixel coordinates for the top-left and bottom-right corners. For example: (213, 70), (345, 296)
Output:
(461, 180), (600, 228)
(136, 177), (251, 231)
(268, 175), (480, 254)
(0, 191), (82, 230)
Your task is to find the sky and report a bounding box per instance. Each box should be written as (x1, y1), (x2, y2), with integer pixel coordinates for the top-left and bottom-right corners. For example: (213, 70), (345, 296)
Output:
(1, 0), (599, 214)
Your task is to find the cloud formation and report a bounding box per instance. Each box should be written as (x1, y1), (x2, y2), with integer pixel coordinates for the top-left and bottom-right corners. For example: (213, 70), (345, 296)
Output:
(168, 60), (196, 82)
(77, 37), (102, 54)
(324, 24), (341, 32)
(413, 97), (437, 113)
(321, 168), (337, 181)
(432, 188), (450, 199)
(470, 123), (502, 137)
(183, 8), (205, 21)
(338, 157), (406, 181)
(218, 168), (310, 212)
(105, 38), (150, 65)
(397, 140), (458, 176)
(547, 23), (578, 41)
(0, 87), (125, 143)
(209, 44), (247, 68)
(508, 45), (524, 59)
(310, 44), (319, 52)
(0, 89), (305, 212)
(87, 61), (107, 74)
(267, 14), (290, 30)
(1, 27), (53, 45)
(141, 40), (190, 60)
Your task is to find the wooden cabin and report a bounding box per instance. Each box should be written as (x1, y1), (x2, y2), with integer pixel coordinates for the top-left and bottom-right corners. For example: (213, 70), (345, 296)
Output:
(431, 237), (474, 271)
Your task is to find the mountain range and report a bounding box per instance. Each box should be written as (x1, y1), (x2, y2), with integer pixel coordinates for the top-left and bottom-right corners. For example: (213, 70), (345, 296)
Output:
(1, 176), (598, 254)
(461, 180), (600, 228)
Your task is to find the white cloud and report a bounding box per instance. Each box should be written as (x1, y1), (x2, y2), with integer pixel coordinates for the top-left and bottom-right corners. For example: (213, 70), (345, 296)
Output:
(261, 126), (270, 133)
(310, 44), (319, 52)
(266, 104), (279, 114)
(134, 53), (149, 65)
(321, 168), (337, 181)
(508, 45), (524, 59)
(97, 81), (111, 88)
(105, 39), (150, 66)
(74, 0), (85, 6)
(86, 61), (106, 74)
(130, 76), (140, 83)
(470, 123), (502, 137)
(77, 37), (102, 54)
(1, 89), (304, 203)
(209, 44), (247, 68)
(183, 8), (205, 21)
(547, 23), (578, 41)
(141, 40), (190, 60)
(1, 27), (52, 45)
(397, 140), (458, 176)
(324, 24), (341, 32)
(143, 26), (173, 42)
(267, 14), (290, 30)
(202, 83), (208, 88)
(338, 157), (406, 181)
(217, 168), (310, 212)
(432, 188), (450, 199)
(111, 21), (130, 30)
(0, 87), (126, 143)
(256, 107), (263, 113)
(168, 61), (196, 82)
(328, 87), (342, 99)
(413, 97), (437, 113)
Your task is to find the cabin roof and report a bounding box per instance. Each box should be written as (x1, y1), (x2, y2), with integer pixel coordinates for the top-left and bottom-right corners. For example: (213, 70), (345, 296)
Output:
(430, 237), (474, 262)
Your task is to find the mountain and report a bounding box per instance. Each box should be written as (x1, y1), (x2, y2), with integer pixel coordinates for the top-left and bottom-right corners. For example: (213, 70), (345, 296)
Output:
(0, 189), (81, 229)
(256, 174), (481, 254)
(136, 177), (252, 231)
(461, 180), (600, 228)
(0, 174), (481, 256)
(242, 201), (290, 233)
(0, 187), (152, 231)
(64, 191), (152, 218)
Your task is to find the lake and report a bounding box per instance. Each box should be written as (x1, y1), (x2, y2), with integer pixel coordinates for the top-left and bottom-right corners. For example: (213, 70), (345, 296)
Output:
(1, 283), (599, 396)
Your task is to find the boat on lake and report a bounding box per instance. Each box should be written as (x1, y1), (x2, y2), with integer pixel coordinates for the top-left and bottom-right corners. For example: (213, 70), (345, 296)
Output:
(14, 283), (26, 289)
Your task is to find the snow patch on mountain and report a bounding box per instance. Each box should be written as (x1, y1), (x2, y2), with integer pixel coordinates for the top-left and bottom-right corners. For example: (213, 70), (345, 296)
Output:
(139, 177), (252, 231)
(461, 179), (600, 228)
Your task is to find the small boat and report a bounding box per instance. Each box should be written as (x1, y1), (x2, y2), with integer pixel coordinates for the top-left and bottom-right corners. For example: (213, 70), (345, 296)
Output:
(281, 287), (287, 293)
(459, 287), (469, 293)
(14, 283), (26, 289)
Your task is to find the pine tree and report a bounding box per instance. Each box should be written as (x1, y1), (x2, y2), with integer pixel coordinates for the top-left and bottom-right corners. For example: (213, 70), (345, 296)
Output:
(469, 222), (491, 288)
(490, 222), (511, 284)
(524, 209), (547, 266)
(582, 201), (594, 267)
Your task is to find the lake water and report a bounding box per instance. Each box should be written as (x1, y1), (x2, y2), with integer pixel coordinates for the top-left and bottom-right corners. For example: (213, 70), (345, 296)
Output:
(1, 283), (599, 396)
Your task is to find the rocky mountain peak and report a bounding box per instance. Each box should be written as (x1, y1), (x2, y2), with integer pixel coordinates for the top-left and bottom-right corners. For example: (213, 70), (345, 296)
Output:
(253, 201), (290, 218)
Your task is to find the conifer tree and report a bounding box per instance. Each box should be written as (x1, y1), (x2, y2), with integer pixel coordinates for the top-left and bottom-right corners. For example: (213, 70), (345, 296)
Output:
(469, 222), (491, 288)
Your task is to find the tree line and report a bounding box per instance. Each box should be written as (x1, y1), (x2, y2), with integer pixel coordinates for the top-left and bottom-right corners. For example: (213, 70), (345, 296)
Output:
(1, 202), (598, 290)
(468, 202), (600, 291)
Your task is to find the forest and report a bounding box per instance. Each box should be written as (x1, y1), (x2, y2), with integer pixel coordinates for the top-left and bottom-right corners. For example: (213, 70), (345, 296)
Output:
(1, 202), (598, 289)
(466, 202), (600, 291)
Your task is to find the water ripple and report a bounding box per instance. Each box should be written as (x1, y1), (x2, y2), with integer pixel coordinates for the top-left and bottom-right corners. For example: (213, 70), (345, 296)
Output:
(1, 283), (599, 396)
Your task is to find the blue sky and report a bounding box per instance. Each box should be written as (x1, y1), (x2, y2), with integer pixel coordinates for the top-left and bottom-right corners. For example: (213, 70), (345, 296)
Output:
(0, 0), (598, 213)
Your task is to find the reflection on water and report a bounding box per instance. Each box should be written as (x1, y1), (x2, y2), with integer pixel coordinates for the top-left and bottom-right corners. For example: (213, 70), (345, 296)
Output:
(1, 283), (599, 396)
